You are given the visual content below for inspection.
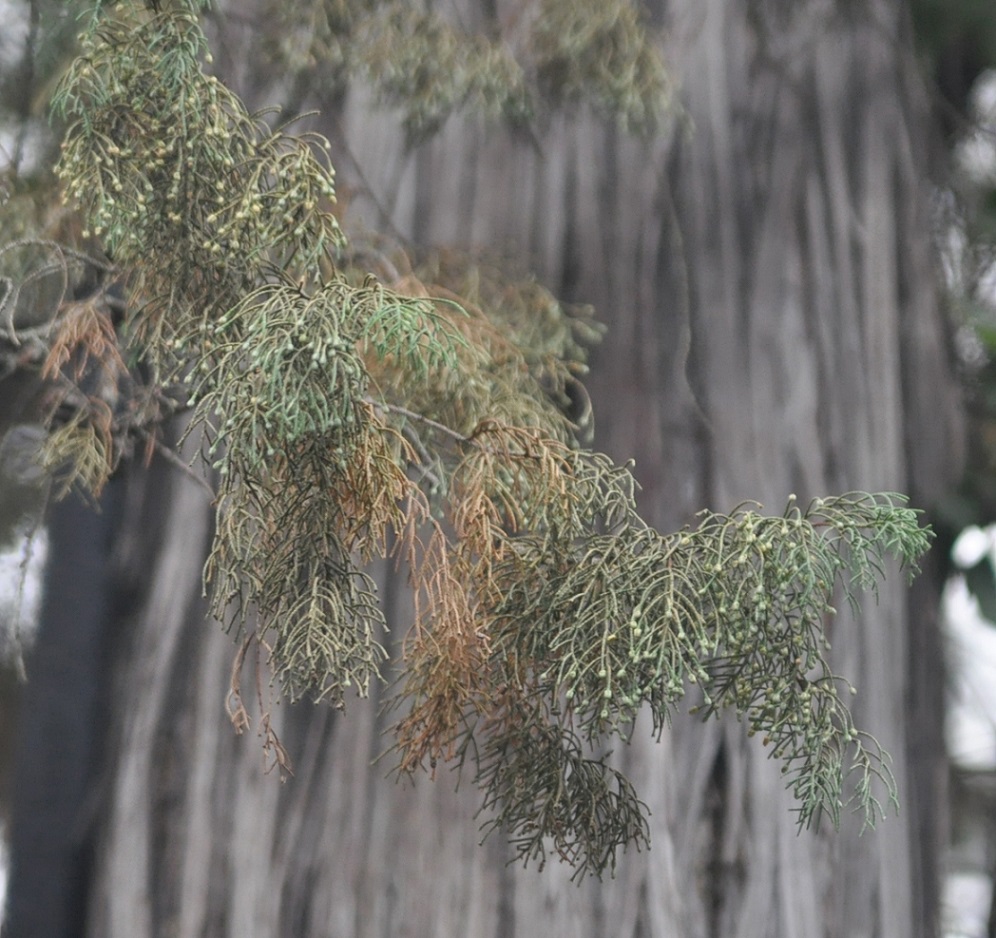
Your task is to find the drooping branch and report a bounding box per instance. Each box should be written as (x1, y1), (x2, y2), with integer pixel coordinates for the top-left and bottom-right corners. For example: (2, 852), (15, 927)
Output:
(0, 0), (937, 881)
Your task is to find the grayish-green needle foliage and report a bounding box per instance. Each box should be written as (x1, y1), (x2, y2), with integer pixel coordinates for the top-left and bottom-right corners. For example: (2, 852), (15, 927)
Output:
(263, 0), (673, 143)
(30, 0), (934, 879)
(495, 494), (926, 857)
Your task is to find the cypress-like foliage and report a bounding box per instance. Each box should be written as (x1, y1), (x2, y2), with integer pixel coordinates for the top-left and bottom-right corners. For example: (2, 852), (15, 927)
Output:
(0, 0), (933, 879)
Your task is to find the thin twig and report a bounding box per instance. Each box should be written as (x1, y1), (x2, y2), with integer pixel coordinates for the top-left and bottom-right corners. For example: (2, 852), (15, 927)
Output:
(388, 413), (445, 492)
(227, 632), (254, 733)
(369, 398), (470, 445)
(138, 428), (216, 499)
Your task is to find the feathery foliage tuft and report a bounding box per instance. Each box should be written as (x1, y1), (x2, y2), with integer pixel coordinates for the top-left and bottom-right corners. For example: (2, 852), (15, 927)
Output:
(531, 0), (673, 133)
(262, 0), (673, 141)
(0, 0), (935, 879)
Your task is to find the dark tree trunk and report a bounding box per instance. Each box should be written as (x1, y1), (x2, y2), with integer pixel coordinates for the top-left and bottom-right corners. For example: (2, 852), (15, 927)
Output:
(7, 2), (963, 937)
(6, 490), (120, 938)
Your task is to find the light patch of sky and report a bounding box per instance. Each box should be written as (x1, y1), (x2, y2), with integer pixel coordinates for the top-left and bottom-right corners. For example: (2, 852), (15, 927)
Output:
(943, 525), (996, 938)
(0, 1), (29, 72)
(946, 524), (996, 778)
(945, 572), (996, 769)
(944, 872), (993, 938)
(0, 123), (48, 176)
(0, 527), (45, 929)
(0, 0), (54, 175)
(958, 72), (996, 186)
(0, 527), (46, 658)
(947, 526), (996, 769)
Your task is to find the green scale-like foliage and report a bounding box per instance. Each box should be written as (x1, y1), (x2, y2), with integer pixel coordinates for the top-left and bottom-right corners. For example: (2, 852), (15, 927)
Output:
(30, 0), (935, 879)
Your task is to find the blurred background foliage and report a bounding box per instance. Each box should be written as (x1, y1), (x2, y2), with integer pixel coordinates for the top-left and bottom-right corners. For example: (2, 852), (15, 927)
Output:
(910, 1), (996, 605)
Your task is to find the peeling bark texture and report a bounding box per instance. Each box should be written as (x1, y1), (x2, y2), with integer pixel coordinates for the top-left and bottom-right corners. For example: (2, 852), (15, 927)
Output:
(12, 2), (963, 938)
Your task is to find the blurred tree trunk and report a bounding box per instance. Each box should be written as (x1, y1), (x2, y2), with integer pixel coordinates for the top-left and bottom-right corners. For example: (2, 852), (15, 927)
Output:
(9, 2), (963, 937)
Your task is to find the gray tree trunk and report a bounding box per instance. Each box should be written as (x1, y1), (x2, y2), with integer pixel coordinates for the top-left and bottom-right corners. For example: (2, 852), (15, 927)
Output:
(28, 2), (961, 937)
